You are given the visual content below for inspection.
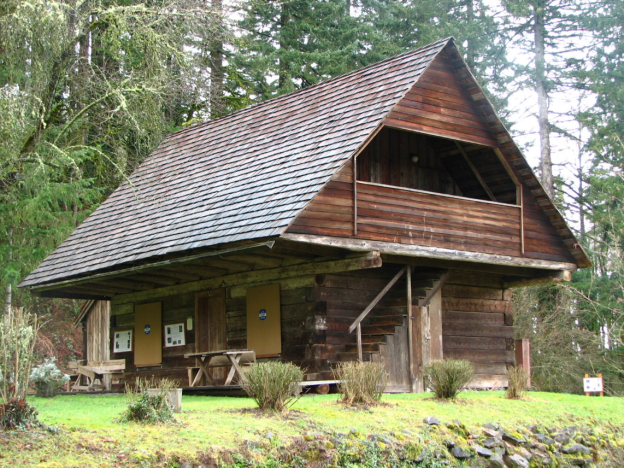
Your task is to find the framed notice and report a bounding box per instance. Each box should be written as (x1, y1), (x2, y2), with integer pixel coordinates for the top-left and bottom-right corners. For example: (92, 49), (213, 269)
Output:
(584, 377), (603, 393)
(114, 330), (133, 353)
(164, 323), (186, 348)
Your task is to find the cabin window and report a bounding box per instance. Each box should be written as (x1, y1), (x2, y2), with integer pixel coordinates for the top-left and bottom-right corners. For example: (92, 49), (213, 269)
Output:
(356, 128), (517, 205)
(246, 283), (281, 357)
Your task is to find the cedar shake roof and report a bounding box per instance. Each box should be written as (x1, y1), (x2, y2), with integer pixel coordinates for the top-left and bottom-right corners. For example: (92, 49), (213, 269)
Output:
(20, 38), (589, 289)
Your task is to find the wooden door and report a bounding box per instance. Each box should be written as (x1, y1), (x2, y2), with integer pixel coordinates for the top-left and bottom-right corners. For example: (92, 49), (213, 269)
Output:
(195, 289), (226, 353)
(195, 289), (226, 382)
(134, 302), (162, 367)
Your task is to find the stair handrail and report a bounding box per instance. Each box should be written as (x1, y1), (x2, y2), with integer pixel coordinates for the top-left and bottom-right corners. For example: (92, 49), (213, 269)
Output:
(349, 266), (407, 361)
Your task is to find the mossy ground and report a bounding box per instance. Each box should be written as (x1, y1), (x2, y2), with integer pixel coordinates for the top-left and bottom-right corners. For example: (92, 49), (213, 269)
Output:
(0, 391), (622, 467)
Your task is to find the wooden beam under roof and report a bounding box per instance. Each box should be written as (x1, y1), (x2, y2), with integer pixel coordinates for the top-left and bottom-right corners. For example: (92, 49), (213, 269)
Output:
(280, 233), (578, 272)
(26, 241), (275, 294)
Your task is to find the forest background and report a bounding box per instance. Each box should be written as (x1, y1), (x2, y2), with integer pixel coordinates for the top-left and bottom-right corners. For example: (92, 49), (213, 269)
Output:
(1, 0), (623, 394)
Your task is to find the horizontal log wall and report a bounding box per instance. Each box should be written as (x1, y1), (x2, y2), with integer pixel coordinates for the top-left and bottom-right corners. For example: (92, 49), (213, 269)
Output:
(110, 275), (320, 385)
(522, 188), (577, 263)
(441, 272), (514, 388)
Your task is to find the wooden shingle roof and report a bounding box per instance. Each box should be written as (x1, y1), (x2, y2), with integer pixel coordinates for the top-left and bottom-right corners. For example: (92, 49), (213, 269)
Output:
(20, 39), (451, 288)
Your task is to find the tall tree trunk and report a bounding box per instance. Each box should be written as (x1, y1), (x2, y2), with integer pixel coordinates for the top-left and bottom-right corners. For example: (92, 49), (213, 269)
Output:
(534, 1), (553, 199)
(465, 0), (475, 70)
(5, 228), (12, 314)
(210, 0), (224, 118)
(278, 2), (290, 91)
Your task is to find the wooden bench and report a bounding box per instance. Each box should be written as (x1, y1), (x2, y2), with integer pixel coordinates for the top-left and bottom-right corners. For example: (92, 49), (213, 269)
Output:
(72, 359), (126, 391)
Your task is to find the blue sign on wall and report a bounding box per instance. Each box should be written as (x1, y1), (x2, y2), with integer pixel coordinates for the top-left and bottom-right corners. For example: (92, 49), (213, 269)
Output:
(259, 309), (267, 321)
(144, 324), (151, 335)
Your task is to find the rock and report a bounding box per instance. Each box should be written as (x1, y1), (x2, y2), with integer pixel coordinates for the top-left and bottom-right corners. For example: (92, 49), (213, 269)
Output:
(444, 439), (456, 449)
(488, 453), (507, 468)
(505, 454), (529, 468)
(244, 440), (259, 450)
(402, 429), (412, 435)
(493, 447), (506, 457)
(535, 434), (555, 445)
(475, 445), (493, 457)
(424, 416), (440, 425)
(569, 458), (588, 466)
(484, 423), (500, 431)
(515, 447), (532, 461)
(554, 433), (570, 445)
(452, 446), (472, 459)
(179, 463), (193, 468)
(502, 433), (526, 445)
(484, 428), (502, 438)
(484, 437), (502, 449)
(562, 444), (590, 455)
(265, 432), (274, 441)
(413, 450), (426, 463)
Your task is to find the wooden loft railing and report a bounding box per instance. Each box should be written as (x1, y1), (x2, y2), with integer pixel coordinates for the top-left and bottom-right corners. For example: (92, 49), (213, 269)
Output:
(354, 181), (524, 259)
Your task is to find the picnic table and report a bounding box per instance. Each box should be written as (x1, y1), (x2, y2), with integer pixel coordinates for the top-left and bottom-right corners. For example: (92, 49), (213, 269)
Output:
(72, 359), (125, 391)
(184, 349), (255, 387)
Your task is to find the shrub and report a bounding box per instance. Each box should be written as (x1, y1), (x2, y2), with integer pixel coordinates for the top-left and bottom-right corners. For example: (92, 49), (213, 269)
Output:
(506, 366), (528, 399)
(333, 361), (387, 406)
(423, 359), (474, 399)
(119, 377), (177, 424)
(241, 362), (303, 412)
(0, 308), (39, 403)
(30, 358), (70, 397)
(0, 398), (39, 430)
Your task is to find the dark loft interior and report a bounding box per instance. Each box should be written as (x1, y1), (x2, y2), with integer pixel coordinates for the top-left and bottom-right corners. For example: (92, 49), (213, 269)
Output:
(356, 127), (517, 204)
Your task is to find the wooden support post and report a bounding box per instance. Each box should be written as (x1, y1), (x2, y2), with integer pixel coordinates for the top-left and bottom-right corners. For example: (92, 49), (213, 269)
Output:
(406, 266), (416, 392)
(515, 339), (531, 388)
(356, 323), (363, 362)
(455, 142), (496, 201)
(600, 373), (604, 397)
(353, 155), (358, 236)
(520, 184), (525, 256)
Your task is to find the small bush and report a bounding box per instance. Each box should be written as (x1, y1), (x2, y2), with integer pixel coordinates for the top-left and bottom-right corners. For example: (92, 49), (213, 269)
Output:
(29, 358), (70, 397)
(333, 361), (387, 406)
(241, 362), (303, 412)
(0, 399), (40, 430)
(424, 359), (474, 399)
(506, 366), (528, 399)
(119, 377), (177, 424)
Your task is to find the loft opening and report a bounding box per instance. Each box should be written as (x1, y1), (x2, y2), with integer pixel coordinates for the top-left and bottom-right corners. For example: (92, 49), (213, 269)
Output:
(356, 127), (518, 204)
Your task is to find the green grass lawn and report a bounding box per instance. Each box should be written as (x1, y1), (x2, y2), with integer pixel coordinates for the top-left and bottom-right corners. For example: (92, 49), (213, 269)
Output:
(1, 391), (622, 467)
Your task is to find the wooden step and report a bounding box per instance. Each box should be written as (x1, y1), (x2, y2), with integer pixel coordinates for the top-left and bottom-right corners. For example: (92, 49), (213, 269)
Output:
(334, 352), (377, 362)
(344, 342), (382, 353)
(373, 307), (409, 317)
(367, 316), (404, 327)
(361, 324), (398, 335)
(362, 334), (388, 344)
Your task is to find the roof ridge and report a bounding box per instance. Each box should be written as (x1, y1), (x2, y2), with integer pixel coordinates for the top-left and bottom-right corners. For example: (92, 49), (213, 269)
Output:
(170, 37), (454, 139)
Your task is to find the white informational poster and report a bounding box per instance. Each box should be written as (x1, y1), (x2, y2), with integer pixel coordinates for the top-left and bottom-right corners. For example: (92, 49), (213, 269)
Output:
(114, 330), (133, 353)
(165, 323), (186, 347)
(583, 377), (603, 393)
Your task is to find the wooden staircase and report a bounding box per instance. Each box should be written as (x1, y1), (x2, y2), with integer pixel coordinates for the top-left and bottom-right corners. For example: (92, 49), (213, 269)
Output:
(326, 268), (448, 391)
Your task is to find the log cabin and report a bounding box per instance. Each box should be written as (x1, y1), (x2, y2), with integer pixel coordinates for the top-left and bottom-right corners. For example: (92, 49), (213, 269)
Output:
(20, 38), (590, 392)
